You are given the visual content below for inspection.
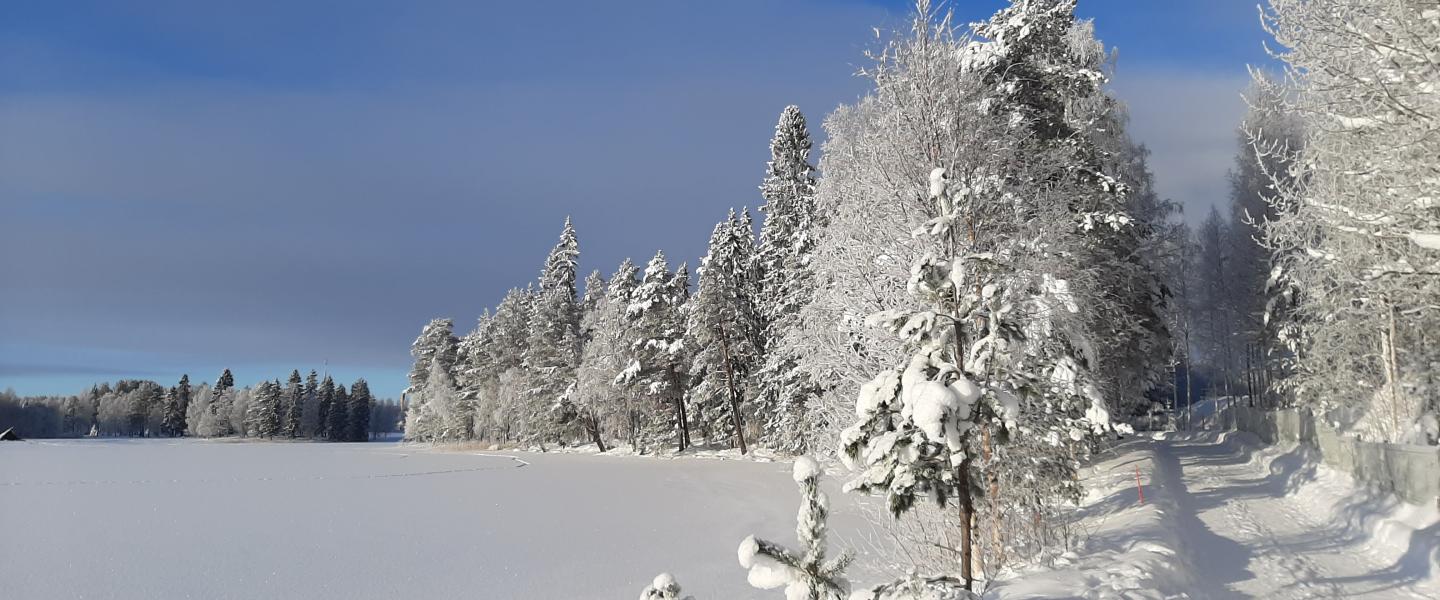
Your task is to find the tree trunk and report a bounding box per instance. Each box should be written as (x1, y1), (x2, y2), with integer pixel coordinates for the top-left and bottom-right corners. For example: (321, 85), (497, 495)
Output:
(957, 459), (975, 591)
(587, 410), (606, 453)
(718, 332), (748, 455)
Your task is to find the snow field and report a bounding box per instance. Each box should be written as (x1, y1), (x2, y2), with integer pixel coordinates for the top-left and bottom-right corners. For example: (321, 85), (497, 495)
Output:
(0, 438), (883, 600)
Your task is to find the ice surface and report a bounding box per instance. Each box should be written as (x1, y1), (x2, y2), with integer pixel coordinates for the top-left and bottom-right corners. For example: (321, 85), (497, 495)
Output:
(0, 439), (882, 599)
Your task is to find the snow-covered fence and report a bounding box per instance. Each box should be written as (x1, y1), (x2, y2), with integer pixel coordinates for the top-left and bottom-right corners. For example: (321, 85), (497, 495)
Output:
(1231, 407), (1440, 507)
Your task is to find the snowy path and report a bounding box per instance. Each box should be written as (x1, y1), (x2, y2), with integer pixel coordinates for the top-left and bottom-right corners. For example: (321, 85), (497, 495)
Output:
(1156, 434), (1440, 599)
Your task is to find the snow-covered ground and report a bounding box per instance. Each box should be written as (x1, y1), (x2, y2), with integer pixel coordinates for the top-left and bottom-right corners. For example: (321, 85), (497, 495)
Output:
(0, 438), (884, 599)
(4, 433), (1435, 599)
(991, 431), (1440, 599)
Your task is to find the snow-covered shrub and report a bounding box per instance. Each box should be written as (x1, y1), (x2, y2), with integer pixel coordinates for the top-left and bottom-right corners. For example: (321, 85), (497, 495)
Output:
(738, 457), (852, 600)
(638, 573), (694, 600)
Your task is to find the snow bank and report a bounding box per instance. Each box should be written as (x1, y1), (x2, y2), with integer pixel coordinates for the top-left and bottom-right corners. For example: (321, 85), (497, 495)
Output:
(983, 437), (1197, 599)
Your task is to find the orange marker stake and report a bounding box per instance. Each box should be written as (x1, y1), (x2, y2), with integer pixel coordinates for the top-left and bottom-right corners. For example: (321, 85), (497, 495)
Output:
(1135, 464), (1145, 504)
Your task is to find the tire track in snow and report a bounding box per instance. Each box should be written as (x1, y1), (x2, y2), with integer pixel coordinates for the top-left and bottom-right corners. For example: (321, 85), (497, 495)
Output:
(1165, 434), (1437, 600)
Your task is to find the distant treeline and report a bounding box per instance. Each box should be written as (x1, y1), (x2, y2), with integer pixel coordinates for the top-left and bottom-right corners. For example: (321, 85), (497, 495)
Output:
(0, 369), (401, 440)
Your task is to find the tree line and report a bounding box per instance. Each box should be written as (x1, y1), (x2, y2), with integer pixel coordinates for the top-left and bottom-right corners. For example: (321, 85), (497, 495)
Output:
(630, 0), (1440, 596)
(0, 369), (399, 441)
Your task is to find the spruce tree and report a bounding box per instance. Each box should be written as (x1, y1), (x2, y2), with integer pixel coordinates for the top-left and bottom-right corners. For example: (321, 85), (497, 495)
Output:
(161, 374), (191, 436)
(282, 370), (304, 438)
(302, 370), (319, 437)
(524, 218), (583, 448)
(688, 210), (763, 453)
(570, 269), (612, 451)
(327, 384), (349, 442)
(317, 376), (336, 440)
(206, 369), (236, 437)
(603, 259), (644, 450)
(620, 251), (692, 452)
(348, 379), (373, 442)
(738, 457), (851, 599)
(246, 380), (282, 438)
(753, 105), (823, 453)
(408, 318), (460, 393)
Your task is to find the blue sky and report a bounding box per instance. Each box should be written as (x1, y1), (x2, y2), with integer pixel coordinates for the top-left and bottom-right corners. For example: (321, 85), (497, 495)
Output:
(0, 1), (1276, 398)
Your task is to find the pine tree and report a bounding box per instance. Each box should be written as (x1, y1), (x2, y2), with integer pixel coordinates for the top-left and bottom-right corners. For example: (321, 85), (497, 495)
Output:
(246, 380), (282, 438)
(754, 106), (823, 453)
(204, 369), (236, 437)
(737, 457), (851, 599)
(524, 218), (583, 448)
(160, 374), (191, 436)
(302, 370), (320, 437)
(328, 384), (349, 442)
(408, 318), (460, 393)
(688, 210), (763, 453)
(602, 259), (644, 450)
(570, 269), (613, 451)
(620, 252), (692, 452)
(316, 375), (335, 439)
(282, 370), (304, 438)
(348, 379), (373, 442)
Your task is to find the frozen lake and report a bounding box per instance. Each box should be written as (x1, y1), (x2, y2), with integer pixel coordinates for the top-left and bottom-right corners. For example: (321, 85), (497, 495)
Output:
(0, 439), (884, 599)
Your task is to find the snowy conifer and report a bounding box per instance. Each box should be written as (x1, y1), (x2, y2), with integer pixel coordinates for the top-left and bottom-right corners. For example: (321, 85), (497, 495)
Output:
(160, 374), (190, 437)
(301, 370), (320, 437)
(688, 210), (763, 452)
(596, 259), (644, 449)
(246, 380), (282, 438)
(408, 358), (464, 441)
(348, 379), (372, 442)
(569, 269), (615, 450)
(405, 318), (460, 437)
(317, 375), (335, 439)
(200, 369), (236, 437)
(408, 318), (460, 393)
(282, 369), (303, 438)
(754, 105), (823, 453)
(328, 384), (349, 442)
(524, 218), (584, 447)
(737, 457), (851, 599)
(620, 252), (692, 452)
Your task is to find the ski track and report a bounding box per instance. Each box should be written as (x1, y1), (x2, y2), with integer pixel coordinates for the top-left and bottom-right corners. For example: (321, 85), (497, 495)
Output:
(1156, 435), (1439, 600)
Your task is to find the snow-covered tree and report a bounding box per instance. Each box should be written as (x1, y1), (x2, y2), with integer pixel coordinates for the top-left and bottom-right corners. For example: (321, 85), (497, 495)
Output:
(524, 218), (584, 447)
(621, 252), (693, 452)
(405, 318), (460, 438)
(408, 318), (460, 393)
(327, 384), (349, 442)
(737, 457), (851, 599)
(754, 106), (824, 453)
(317, 375), (336, 440)
(569, 269), (618, 451)
(301, 370), (320, 437)
(282, 369), (303, 438)
(246, 380), (282, 438)
(160, 374), (190, 437)
(582, 259), (644, 450)
(1256, 0), (1439, 441)
(197, 369), (236, 437)
(347, 379), (372, 442)
(688, 210), (763, 452)
(821, 2), (1140, 586)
